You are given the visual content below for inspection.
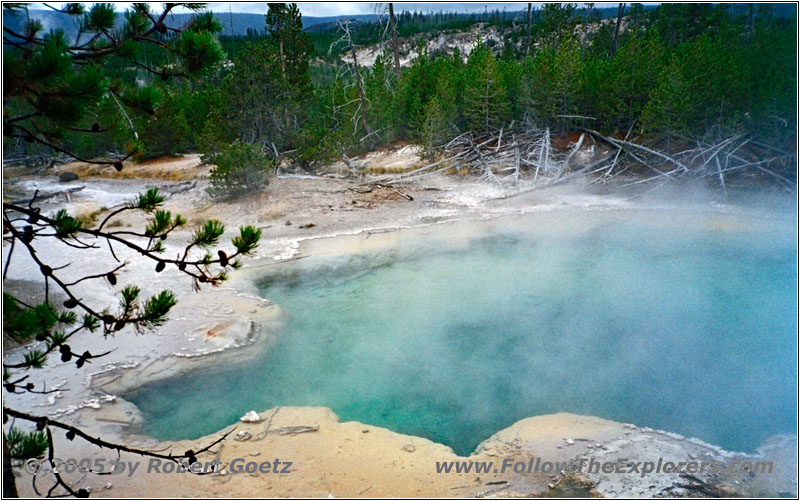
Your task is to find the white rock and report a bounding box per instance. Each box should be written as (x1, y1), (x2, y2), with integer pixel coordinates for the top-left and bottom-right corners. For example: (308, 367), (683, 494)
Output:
(240, 411), (263, 423)
(234, 431), (252, 441)
(565, 438), (575, 445)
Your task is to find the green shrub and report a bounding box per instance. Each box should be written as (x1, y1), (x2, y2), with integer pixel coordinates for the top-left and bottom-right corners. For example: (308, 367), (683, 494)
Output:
(203, 141), (272, 199)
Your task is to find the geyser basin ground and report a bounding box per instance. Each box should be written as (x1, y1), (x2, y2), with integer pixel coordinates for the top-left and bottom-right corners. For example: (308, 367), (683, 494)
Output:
(128, 208), (797, 457)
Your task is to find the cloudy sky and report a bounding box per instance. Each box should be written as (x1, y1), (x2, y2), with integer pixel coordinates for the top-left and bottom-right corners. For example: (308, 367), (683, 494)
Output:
(37, 2), (636, 18)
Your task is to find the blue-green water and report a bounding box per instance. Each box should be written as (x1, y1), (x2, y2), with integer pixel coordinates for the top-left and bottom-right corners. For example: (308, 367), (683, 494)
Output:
(128, 210), (797, 456)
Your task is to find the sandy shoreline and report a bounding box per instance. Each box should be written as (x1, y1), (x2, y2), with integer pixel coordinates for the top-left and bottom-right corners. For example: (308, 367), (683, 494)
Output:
(3, 157), (797, 497)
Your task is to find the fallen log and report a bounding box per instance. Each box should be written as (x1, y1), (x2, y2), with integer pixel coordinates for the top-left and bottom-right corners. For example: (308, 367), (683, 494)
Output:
(9, 185), (85, 205)
(164, 180), (197, 197)
(393, 188), (413, 201)
(554, 133), (585, 180)
(714, 156), (726, 193)
(581, 128), (687, 173)
(270, 425), (319, 436)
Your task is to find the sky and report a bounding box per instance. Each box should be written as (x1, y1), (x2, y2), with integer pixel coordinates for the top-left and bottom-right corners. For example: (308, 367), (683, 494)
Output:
(36, 2), (644, 18)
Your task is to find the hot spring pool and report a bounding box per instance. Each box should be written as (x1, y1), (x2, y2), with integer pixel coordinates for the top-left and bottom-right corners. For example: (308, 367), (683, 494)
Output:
(128, 209), (797, 456)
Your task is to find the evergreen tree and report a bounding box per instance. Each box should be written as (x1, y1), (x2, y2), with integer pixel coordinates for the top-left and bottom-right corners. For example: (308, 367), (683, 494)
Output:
(641, 54), (692, 140)
(3, 3), (224, 166)
(397, 39), (436, 136)
(265, 3), (313, 101)
(551, 37), (583, 118)
(137, 88), (194, 160)
(414, 58), (459, 158)
(500, 50), (524, 121)
(536, 3), (579, 49)
(216, 41), (287, 152)
(463, 39), (510, 133)
(417, 96), (451, 159)
(365, 52), (399, 142)
(604, 32), (666, 129)
(653, 3), (716, 46)
(2, 6), (258, 496)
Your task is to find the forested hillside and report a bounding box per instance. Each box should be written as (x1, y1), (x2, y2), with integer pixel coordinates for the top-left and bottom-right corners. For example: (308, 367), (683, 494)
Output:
(3, 3), (796, 188)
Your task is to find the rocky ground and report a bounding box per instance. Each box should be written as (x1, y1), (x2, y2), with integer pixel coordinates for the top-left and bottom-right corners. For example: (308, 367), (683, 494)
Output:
(2, 151), (797, 497)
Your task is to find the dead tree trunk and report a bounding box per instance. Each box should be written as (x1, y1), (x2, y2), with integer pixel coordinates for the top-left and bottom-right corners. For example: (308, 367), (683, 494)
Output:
(609, 3), (625, 58)
(336, 21), (373, 147)
(3, 440), (18, 498)
(534, 127), (551, 182)
(389, 3), (401, 78)
(349, 41), (373, 145)
(512, 134), (521, 184)
(274, 17), (287, 81)
(556, 133), (584, 180)
(272, 17), (290, 133)
(525, 3), (533, 57)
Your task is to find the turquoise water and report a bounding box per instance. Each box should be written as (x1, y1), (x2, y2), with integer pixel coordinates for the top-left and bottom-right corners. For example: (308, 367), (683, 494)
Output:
(128, 210), (797, 456)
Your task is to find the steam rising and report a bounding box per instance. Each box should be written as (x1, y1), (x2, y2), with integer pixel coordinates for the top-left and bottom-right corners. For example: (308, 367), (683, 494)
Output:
(129, 198), (797, 456)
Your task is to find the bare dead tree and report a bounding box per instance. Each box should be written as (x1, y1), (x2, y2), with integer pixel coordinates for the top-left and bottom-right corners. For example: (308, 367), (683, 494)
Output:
(332, 21), (374, 146)
(533, 127), (551, 182)
(525, 3), (533, 58)
(609, 3), (625, 58)
(374, 119), (795, 193)
(389, 3), (402, 78)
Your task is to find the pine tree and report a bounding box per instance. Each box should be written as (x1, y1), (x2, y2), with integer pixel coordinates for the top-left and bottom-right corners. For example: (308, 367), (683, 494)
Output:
(463, 39), (510, 133)
(265, 3), (313, 101)
(551, 37), (583, 117)
(3, 183), (262, 496)
(2, 6), (256, 496)
(213, 41), (286, 153)
(398, 39), (436, 136)
(414, 59), (459, 158)
(537, 3), (579, 50)
(641, 54), (692, 140)
(3, 3), (224, 166)
(418, 97), (451, 159)
(365, 52), (398, 142)
(500, 53), (524, 122)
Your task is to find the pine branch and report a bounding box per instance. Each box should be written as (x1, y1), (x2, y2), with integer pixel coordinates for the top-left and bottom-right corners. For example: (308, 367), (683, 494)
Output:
(4, 407), (231, 465)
